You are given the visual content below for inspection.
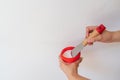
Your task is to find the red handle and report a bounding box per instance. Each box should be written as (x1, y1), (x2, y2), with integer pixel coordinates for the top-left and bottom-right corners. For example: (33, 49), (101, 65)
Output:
(96, 24), (106, 34)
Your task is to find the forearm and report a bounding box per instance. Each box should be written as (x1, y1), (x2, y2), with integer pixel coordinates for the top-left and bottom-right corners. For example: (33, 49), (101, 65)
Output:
(111, 31), (120, 42)
(68, 74), (89, 80)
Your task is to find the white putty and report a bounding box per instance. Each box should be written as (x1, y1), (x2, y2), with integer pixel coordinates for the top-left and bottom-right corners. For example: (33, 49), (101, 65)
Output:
(63, 50), (73, 58)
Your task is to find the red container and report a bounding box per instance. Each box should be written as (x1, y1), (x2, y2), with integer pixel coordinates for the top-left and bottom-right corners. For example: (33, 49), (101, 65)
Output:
(60, 46), (81, 63)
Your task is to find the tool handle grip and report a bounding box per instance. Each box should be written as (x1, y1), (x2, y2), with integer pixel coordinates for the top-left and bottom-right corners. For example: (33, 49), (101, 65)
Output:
(82, 24), (106, 46)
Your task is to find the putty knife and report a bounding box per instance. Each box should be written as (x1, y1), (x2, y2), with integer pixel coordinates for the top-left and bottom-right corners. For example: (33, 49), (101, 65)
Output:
(71, 24), (106, 57)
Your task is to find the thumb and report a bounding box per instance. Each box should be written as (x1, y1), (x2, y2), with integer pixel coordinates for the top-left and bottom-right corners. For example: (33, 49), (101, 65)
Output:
(73, 57), (83, 67)
(75, 57), (83, 64)
(87, 35), (102, 43)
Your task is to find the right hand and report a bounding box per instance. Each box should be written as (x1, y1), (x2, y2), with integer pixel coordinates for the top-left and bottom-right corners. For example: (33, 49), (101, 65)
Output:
(86, 26), (113, 45)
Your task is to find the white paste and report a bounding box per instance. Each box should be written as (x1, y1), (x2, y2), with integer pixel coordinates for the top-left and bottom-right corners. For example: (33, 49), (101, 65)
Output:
(63, 50), (73, 58)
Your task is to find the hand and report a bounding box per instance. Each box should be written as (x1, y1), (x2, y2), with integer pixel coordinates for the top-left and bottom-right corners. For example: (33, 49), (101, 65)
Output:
(86, 26), (113, 45)
(59, 57), (82, 79)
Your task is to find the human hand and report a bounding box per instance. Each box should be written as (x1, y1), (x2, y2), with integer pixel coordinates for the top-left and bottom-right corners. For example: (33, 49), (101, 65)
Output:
(86, 26), (113, 45)
(59, 57), (82, 79)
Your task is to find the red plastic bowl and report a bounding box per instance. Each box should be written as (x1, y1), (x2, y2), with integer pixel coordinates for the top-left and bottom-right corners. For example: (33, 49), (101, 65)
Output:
(60, 46), (81, 63)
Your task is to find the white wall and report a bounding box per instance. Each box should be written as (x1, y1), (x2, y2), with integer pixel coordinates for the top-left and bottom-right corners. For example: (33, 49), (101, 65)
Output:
(0, 0), (120, 80)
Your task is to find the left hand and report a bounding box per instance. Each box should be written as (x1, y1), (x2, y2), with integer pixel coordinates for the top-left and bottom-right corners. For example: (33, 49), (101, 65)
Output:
(59, 57), (83, 78)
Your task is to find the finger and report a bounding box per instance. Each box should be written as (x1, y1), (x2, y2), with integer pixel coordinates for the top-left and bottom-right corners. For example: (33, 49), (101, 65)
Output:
(94, 35), (102, 41)
(87, 38), (95, 44)
(86, 26), (96, 38)
(74, 57), (83, 65)
(88, 42), (93, 45)
(59, 57), (64, 63)
(59, 58), (64, 68)
(87, 36), (102, 46)
(77, 57), (83, 63)
(59, 57), (68, 65)
(86, 27), (89, 38)
(73, 57), (83, 67)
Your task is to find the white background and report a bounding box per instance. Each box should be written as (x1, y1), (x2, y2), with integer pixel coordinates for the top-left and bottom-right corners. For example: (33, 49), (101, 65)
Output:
(0, 0), (120, 80)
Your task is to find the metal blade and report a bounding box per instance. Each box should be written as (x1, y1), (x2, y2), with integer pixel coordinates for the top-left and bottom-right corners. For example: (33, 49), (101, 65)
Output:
(71, 43), (84, 57)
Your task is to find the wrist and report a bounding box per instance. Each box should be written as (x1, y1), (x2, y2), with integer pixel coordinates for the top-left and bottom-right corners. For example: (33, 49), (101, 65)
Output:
(68, 74), (90, 80)
(111, 31), (120, 42)
(67, 73), (79, 80)
(67, 72), (90, 80)
(102, 30), (114, 43)
(68, 74), (79, 80)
